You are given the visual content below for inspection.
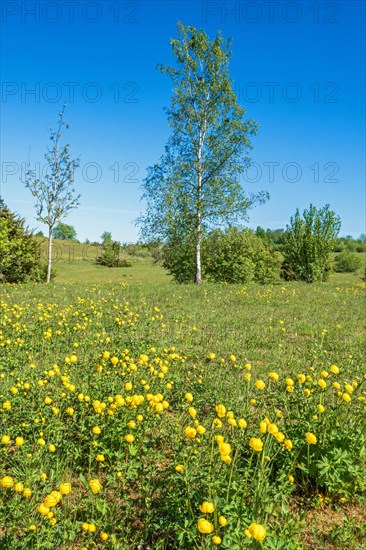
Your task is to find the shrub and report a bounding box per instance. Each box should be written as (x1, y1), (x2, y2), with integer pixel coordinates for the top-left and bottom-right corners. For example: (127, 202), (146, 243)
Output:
(334, 251), (362, 273)
(205, 228), (279, 284)
(96, 239), (132, 268)
(0, 205), (50, 283)
(281, 204), (341, 283)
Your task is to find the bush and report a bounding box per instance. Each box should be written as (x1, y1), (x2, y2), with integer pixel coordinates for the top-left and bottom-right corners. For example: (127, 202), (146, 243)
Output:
(0, 205), (49, 283)
(96, 239), (132, 268)
(281, 204), (341, 283)
(334, 251), (362, 273)
(162, 229), (279, 284)
(205, 228), (279, 284)
(162, 237), (197, 283)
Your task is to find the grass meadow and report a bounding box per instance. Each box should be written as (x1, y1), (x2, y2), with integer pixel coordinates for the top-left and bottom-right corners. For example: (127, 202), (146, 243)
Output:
(0, 251), (365, 549)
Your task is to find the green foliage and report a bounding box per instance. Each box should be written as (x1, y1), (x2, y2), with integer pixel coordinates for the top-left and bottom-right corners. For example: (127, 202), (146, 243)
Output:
(138, 23), (267, 284)
(281, 204), (341, 283)
(0, 205), (50, 283)
(334, 250), (362, 273)
(52, 222), (77, 240)
(205, 228), (279, 283)
(96, 236), (132, 268)
(162, 228), (279, 284)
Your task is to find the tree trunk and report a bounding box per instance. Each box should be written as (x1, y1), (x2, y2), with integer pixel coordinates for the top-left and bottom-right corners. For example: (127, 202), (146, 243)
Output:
(47, 227), (53, 283)
(195, 213), (202, 284)
(195, 140), (203, 285)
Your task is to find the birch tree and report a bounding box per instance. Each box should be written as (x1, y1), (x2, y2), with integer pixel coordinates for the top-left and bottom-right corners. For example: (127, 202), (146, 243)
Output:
(25, 106), (80, 282)
(138, 23), (268, 283)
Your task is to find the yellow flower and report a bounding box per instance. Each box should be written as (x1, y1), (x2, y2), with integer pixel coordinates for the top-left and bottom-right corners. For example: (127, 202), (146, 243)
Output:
(285, 378), (294, 387)
(175, 465), (184, 472)
(238, 418), (247, 429)
(15, 436), (25, 446)
(60, 482), (72, 495)
(219, 515), (227, 526)
(1, 435), (11, 444)
(342, 392), (351, 403)
(197, 425), (206, 435)
(255, 379), (265, 390)
(297, 374), (306, 384)
(212, 535), (222, 545)
(344, 384), (353, 393)
(125, 382), (133, 391)
(48, 444), (56, 453)
(259, 420), (267, 433)
(125, 434), (135, 443)
(38, 503), (50, 515)
(330, 364), (339, 374)
(23, 487), (32, 498)
(208, 353), (216, 360)
(219, 442), (232, 456)
(304, 389), (311, 397)
(1, 476), (14, 488)
(89, 478), (102, 494)
(185, 426), (197, 439)
(14, 482), (24, 493)
(96, 454), (105, 462)
(317, 404), (325, 413)
(305, 432), (317, 445)
(229, 354), (236, 362)
(92, 426), (101, 435)
(215, 404), (226, 418)
(249, 438), (263, 452)
(185, 393), (193, 403)
(268, 423), (278, 435)
(188, 407), (197, 418)
(288, 474), (295, 483)
(100, 532), (109, 541)
(248, 523), (267, 542)
(284, 439), (293, 451)
(197, 518), (214, 534)
(318, 379), (327, 389)
(199, 501), (215, 514)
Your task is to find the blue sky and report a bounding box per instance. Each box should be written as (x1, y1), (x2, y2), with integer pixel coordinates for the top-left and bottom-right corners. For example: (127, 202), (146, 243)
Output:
(1, 0), (365, 242)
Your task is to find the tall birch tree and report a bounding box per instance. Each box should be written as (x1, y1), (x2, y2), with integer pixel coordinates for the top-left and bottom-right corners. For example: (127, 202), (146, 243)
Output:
(138, 23), (268, 283)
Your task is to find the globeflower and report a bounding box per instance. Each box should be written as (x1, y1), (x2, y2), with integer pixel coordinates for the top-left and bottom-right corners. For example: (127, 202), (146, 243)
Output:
(249, 438), (263, 452)
(197, 518), (214, 534)
(185, 426), (197, 439)
(215, 404), (226, 418)
(248, 523), (267, 541)
(305, 432), (317, 445)
(199, 501), (215, 514)
(89, 478), (102, 494)
(60, 482), (72, 495)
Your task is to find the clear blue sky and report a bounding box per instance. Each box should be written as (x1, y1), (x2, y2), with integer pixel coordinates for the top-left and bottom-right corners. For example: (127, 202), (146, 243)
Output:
(1, 0), (365, 242)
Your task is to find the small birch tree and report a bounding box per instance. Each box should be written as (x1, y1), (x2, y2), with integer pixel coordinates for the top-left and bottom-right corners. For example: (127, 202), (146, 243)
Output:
(25, 106), (80, 282)
(138, 23), (268, 284)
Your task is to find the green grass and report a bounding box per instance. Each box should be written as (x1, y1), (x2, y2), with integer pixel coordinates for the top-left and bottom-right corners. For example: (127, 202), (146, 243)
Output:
(1, 259), (365, 549)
